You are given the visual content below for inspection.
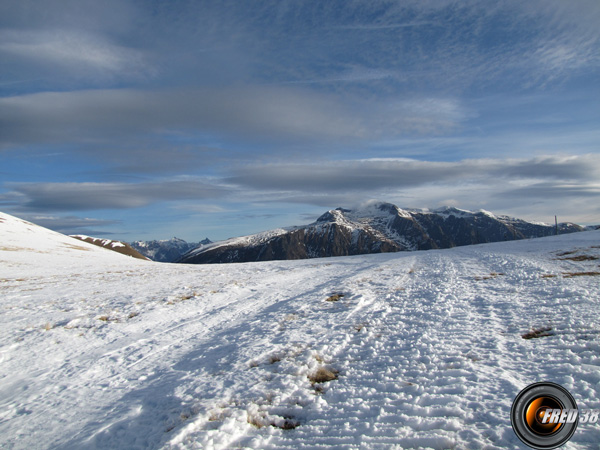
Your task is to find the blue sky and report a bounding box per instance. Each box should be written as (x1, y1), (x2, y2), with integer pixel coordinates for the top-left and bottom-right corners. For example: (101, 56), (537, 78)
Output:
(1, 0), (599, 242)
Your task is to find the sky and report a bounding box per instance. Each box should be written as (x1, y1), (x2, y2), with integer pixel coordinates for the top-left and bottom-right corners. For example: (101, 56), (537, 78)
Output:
(1, 0), (599, 242)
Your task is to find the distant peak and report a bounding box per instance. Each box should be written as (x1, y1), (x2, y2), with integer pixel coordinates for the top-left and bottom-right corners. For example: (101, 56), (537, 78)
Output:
(316, 209), (344, 223)
(433, 206), (471, 213)
(316, 202), (411, 223)
(353, 200), (397, 212)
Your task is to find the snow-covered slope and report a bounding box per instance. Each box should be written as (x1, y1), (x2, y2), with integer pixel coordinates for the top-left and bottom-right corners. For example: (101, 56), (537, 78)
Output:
(0, 212), (148, 277)
(180, 202), (584, 264)
(1, 211), (600, 449)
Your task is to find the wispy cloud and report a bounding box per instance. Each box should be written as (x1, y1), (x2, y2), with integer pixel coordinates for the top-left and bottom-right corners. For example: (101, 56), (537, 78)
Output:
(0, 30), (147, 75)
(0, 88), (468, 153)
(228, 155), (600, 193)
(1, 0), (599, 237)
(334, 20), (438, 31)
(223, 155), (600, 224)
(21, 214), (120, 236)
(4, 179), (228, 212)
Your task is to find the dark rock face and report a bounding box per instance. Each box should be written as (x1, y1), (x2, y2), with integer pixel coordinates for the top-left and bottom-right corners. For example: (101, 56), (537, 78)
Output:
(178, 203), (584, 264)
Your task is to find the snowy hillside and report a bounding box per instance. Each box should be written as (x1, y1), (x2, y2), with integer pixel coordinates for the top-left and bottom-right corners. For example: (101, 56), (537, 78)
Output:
(0, 212), (146, 275)
(1, 211), (600, 449)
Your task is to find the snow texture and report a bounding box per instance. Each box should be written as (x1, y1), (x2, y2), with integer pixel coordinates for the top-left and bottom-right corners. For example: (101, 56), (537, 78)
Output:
(1, 211), (600, 449)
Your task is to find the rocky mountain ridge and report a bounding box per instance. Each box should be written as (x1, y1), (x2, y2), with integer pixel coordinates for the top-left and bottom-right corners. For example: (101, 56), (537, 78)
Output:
(178, 202), (584, 264)
(70, 235), (150, 260)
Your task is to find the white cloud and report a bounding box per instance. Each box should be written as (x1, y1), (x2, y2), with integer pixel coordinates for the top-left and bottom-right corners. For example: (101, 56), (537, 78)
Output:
(4, 179), (228, 211)
(0, 88), (468, 151)
(0, 29), (148, 78)
(225, 154), (600, 224)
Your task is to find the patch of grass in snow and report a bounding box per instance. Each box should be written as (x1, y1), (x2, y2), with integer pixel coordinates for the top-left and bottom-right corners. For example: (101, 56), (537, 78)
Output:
(473, 272), (504, 281)
(557, 254), (599, 262)
(165, 293), (199, 305)
(325, 293), (344, 302)
(208, 410), (225, 422)
(308, 367), (339, 384)
(522, 326), (553, 339)
(61, 244), (92, 252)
(563, 271), (600, 278)
(96, 314), (125, 322)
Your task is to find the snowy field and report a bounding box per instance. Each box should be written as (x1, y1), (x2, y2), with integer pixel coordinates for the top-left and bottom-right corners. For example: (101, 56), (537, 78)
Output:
(1, 212), (600, 450)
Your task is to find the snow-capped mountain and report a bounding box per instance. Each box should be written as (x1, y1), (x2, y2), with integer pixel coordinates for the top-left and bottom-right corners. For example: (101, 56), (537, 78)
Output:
(131, 237), (211, 262)
(180, 202), (584, 264)
(70, 234), (150, 260)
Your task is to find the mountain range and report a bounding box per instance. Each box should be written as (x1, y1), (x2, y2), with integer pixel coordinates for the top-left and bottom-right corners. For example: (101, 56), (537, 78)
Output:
(178, 202), (585, 264)
(131, 237), (212, 262)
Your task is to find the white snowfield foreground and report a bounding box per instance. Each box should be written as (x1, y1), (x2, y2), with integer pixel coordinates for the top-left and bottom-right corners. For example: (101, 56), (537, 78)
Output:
(1, 211), (600, 450)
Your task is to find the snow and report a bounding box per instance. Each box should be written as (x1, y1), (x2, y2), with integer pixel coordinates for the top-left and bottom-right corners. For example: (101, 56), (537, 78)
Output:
(188, 228), (293, 257)
(431, 206), (477, 219)
(2, 211), (600, 449)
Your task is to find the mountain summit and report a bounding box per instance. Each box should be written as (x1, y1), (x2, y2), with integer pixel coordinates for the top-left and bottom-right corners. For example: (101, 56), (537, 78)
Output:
(178, 202), (583, 264)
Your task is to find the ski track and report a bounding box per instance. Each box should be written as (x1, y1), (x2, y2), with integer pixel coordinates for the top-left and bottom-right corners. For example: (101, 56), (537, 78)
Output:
(1, 231), (600, 449)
